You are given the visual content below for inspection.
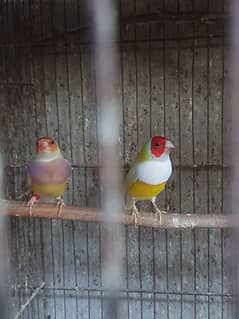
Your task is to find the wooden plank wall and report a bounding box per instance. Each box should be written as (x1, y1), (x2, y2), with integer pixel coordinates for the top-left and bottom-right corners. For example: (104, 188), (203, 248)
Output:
(0, 0), (233, 318)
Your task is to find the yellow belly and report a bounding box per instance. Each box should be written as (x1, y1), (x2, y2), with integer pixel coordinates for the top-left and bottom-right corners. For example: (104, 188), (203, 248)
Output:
(127, 180), (166, 200)
(31, 181), (67, 198)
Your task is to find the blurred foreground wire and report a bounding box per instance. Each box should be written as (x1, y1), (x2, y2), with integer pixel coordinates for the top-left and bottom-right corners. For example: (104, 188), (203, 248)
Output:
(91, 0), (123, 318)
(0, 155), (8, 318)
(230, 0), (239, 316)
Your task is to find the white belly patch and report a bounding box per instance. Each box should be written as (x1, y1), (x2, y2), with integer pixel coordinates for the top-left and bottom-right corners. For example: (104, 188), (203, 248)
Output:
(136, 158), (172, 185)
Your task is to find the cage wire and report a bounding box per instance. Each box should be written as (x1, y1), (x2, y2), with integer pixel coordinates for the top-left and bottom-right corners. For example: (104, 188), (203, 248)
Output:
(0, 155), (8, 319)
(0, 0), (235, 318)
(230, 0), (239, 313)
(91, 0), (123, 317)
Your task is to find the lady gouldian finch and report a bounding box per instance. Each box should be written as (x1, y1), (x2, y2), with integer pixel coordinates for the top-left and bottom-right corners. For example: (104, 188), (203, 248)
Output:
(125, 136), (174, 224)
(27, 136), (71, 216)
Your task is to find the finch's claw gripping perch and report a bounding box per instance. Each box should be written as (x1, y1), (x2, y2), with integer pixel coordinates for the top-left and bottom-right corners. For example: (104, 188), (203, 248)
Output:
(131, 200), (139, 226)
(151, 198), (162, 223)
(56, 197), (65, 217)
(27, 195), (39, 216)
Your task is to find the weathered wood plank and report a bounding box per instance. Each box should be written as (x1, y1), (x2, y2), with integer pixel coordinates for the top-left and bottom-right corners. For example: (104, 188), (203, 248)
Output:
(55, 48), (78, 317)
(208, 0), (224, 316)
(149, 2), (168, 316)
(178, 1), (195, 318)
(121, 0), (141, 317)
(180, 46), (195, 319)
(222, 44), (233, 319)
(43, 50), (59, 319)
(67, 52), (85, 166)
(194, 50), (209, 319)
(81, 34), (102, 316)
(164, 1), (181, 316)
(72, 168), (88, 319)
(135, 1), (154, 318)
(127, 226), (141, 319)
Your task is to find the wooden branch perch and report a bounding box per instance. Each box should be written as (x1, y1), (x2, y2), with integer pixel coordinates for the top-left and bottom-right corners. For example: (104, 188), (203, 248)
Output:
(0, 200), (233, 229)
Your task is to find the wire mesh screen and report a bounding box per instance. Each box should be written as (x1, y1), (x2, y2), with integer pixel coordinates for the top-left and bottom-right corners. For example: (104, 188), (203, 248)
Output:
(0, 0), (234, 318)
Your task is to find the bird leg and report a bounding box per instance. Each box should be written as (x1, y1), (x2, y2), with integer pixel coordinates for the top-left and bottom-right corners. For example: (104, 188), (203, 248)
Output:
(27, 194), (40, 216)
(56, 197), (65, 217)
(151, 197), (162, 223)
(131, 200), (139, 226)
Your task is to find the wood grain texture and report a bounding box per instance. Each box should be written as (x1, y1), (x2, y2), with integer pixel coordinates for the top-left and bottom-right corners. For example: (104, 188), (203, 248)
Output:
(0, 0), (231, 318)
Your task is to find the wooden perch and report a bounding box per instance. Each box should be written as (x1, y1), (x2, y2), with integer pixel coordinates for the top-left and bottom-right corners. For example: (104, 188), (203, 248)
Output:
(0, 200), (233, 229)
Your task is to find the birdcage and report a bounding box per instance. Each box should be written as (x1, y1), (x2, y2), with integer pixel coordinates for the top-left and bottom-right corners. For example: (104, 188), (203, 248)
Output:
(0, 0), (235, 318)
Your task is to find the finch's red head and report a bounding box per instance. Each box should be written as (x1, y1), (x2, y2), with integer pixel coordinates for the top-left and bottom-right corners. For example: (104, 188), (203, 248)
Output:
(36, 136), (58, 154)
(150, 136), (175, 158)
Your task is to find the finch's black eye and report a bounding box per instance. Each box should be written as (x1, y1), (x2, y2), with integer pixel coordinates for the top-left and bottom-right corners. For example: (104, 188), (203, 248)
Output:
(51, 140), (55, 144)
(154, 143), (160, 147)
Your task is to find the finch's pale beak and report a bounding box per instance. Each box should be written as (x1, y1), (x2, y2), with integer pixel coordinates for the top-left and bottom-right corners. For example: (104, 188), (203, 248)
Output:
(165, 140), (175, 152)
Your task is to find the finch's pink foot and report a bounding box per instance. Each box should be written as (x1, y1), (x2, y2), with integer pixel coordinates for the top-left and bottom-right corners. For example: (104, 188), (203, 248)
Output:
(56, 197), (65, 217)
(131, 200), (139, 226)
(151, 197), (162, 223)
(27, 195), (40, 216)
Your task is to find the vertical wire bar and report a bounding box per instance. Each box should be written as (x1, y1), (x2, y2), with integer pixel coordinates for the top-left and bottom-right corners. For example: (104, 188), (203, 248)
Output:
(138, 229), (143, 319)
(32, 221), (40, 319)
(229, 0), (239, 316)
(94, 26), (103, 315)
(50, 219), (57, 319)
(91, 0), (123, 318)
(76, 1), (88, 315)
(50, 0), (60, 317)
(91, 1), (103, 313)
(86, 221), (90, 319)
(70, 5), (79, 317)
(148, 1), (156, 317)
(0, 156), (9, 319)
(161, 0), (169, 317)
(133, 0), (142, 314)
(221, 2), (225, 317)
(40, 0), (48, 136)
(28, 0), (41, 314)
(177, 0), (182, 317)
(206, 1), (210, 318)
(99, 219), (104, 319)
(39, 216), (46, 317)
(10, 1), (21, 315)
(63, 0), (78, 315)
(22, 1), (31, 317)
(6, 0), (22, 315)
(71, 222), (79, 318)
(119, 0), (130, 316)
(134, 0), (139, 149)
(192, 0), (196, 316)
(125, 227), (130, 319)
(135, 0), (142, 317)
(118, 0), (129, 316)
(62, 1), (69, 317)
(61, 221), (67, 319)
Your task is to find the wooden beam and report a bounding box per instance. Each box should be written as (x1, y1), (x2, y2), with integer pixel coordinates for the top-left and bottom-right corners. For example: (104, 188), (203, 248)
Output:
(0, 200), (232, 229)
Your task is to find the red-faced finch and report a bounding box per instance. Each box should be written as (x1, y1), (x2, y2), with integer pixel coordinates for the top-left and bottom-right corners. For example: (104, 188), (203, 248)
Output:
(125, 136), (175, 225)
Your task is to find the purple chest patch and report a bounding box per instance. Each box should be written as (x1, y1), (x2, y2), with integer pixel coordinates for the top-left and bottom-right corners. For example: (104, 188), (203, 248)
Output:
(28, 158), (71, 184)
